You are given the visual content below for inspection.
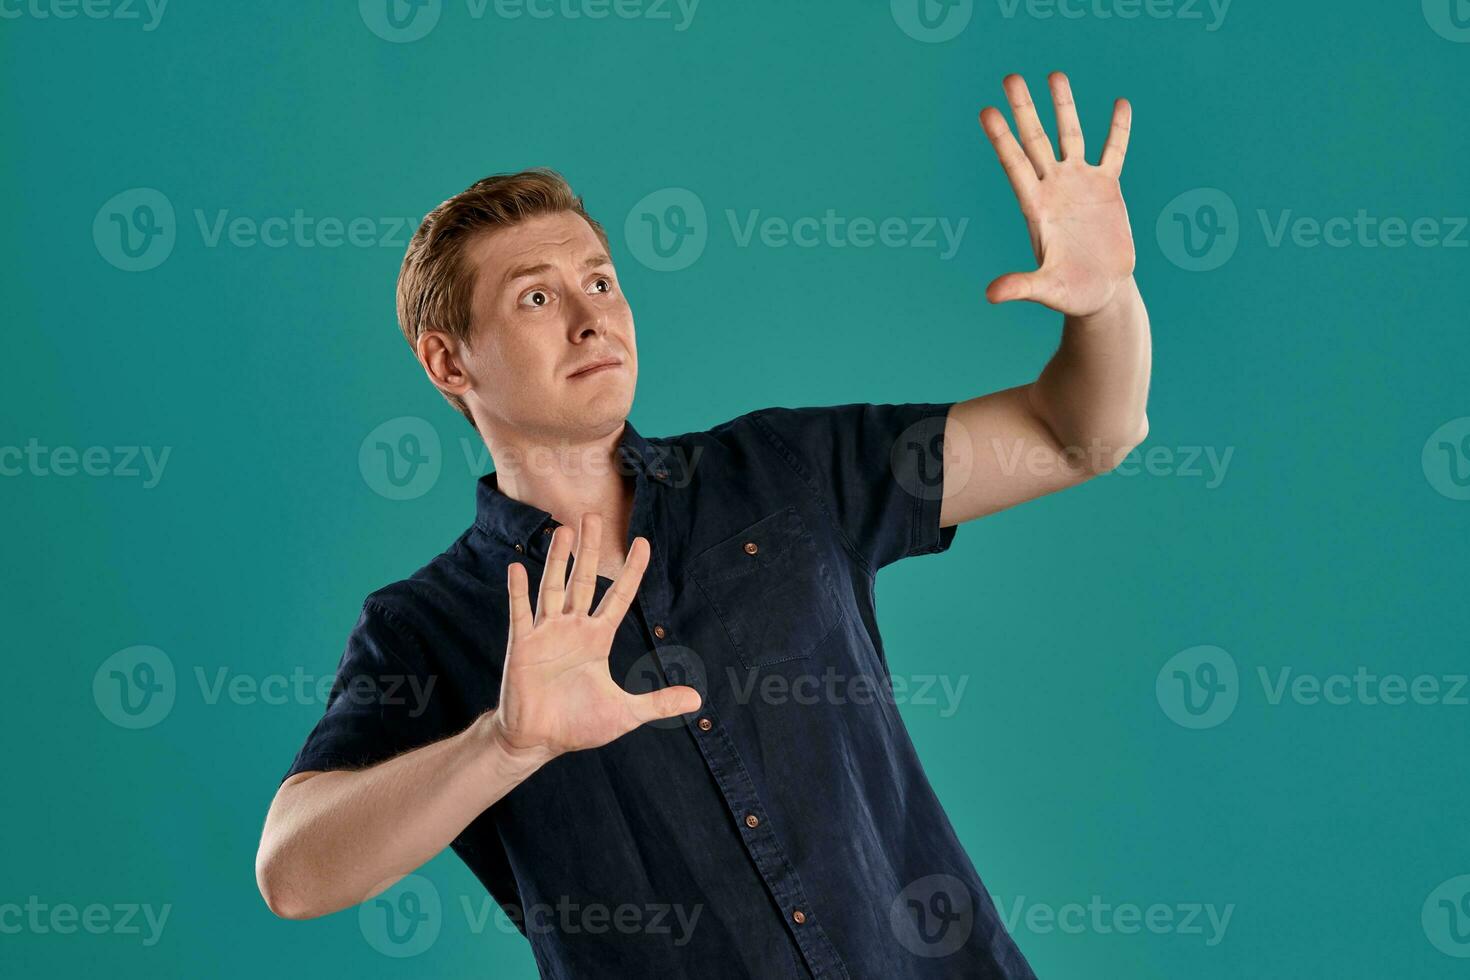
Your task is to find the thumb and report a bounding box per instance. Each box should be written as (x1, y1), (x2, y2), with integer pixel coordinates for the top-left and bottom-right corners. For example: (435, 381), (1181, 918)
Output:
(985, 271), (1045, 305)
(627, 685), (702, 724)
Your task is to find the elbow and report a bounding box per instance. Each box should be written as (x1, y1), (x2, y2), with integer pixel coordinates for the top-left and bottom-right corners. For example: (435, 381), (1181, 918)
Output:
(1123, 413), (1149, 457)
(256, 842), (320, 921)
(1079, 414), (1149, 476)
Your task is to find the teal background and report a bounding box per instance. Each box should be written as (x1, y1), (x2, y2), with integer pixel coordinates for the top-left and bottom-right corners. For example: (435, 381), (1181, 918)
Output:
(3, 1), (1468, 977)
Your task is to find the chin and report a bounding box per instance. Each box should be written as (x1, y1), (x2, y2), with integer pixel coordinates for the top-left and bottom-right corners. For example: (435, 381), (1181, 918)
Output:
(575, 383), (635, 427)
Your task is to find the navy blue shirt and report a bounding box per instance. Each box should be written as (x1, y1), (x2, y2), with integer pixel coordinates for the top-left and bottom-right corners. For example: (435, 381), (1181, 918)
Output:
(284, 403), (1036, 979)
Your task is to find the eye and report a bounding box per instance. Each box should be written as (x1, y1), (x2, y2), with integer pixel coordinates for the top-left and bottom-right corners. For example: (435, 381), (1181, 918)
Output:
(589, 276), (613, 295)
(520, 289), (551, 309)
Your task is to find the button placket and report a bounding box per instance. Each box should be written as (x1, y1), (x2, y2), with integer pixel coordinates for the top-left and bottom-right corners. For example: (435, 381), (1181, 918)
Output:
(680, 709), (845, 977)
(625, 455), (847, 978)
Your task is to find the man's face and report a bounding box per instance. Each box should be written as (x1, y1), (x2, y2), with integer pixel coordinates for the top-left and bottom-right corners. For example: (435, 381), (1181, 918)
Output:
(456, 210), (637, 443)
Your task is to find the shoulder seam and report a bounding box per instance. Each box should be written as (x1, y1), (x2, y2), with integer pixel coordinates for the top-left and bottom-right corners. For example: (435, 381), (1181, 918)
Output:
(360, 597), (432, 675)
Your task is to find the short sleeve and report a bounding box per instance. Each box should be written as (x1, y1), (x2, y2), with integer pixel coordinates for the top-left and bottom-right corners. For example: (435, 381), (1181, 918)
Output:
(748, 402), (960, 573)
(282, 599), (452, 784)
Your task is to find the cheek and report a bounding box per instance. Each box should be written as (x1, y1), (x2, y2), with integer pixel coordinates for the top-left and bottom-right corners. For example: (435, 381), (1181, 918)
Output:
(478, 327), (543, 375)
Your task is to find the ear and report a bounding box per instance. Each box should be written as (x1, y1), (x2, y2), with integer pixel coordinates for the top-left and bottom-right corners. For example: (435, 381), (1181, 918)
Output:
(416, 329), (473, 401)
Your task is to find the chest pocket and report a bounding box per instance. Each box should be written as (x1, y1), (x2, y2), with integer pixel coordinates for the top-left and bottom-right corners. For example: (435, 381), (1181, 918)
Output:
(686, 506), (844, 669)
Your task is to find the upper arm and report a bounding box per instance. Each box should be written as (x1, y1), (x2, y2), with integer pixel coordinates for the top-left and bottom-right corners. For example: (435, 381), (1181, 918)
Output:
(939, 383), (1096, 526)
(279, 599), (452, 783)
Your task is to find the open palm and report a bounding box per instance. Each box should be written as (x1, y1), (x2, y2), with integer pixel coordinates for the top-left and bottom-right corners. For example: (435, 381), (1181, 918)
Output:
(492, 514), (700, 764)
(980, 73), (1136, 317)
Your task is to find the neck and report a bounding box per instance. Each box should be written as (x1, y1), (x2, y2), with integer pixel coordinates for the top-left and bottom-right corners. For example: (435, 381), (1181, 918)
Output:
(482, 420), (635, 558)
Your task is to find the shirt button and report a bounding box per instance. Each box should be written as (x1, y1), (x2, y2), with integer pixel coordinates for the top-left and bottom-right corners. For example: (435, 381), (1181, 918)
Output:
(543, 526), (554, 535)
(744, 814), (760, 829)
(791, 909), (806, 925)
(743, 541), (758, 555)
(653, 624), (667, 639)
(697, 717), (713, 732)
(513, 544), (524, 553)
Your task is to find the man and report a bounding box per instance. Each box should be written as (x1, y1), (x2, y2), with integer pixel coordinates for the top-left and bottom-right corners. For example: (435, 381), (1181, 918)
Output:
(255, 73), (1149, 978)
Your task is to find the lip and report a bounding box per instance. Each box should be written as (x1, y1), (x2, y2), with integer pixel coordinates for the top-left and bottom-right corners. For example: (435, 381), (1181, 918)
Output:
(567, 358), (623, 379)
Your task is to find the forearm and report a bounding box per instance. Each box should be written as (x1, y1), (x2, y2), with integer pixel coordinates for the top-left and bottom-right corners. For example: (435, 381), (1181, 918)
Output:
(255, 710), (547, 919)
(1029, 275), (1152, 469)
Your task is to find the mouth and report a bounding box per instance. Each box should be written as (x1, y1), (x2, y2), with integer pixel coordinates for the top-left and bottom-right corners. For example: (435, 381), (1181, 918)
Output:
(567, 357), (623, 380)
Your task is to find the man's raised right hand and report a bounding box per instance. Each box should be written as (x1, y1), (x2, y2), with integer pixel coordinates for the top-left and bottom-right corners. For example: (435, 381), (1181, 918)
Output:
(488, 513), (702, 769)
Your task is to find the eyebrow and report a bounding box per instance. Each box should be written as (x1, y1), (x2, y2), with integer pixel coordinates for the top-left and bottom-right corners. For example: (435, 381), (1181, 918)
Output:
(500, 253), (613, 288)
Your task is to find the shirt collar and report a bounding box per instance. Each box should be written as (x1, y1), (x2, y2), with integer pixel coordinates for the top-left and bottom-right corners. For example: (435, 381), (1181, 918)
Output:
(473, 419), (662, 551)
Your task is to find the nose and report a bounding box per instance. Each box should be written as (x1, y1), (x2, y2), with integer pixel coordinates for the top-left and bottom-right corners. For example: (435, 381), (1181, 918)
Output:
(565, 288), (605, 343)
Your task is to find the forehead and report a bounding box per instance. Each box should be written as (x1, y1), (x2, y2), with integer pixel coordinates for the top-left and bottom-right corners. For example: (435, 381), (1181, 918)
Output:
(466, 211), (608, 302)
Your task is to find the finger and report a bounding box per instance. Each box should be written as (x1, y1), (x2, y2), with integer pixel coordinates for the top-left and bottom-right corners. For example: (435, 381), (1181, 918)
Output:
(1099, 98), (1132, 176)
(1048, 72), (1085, 162)
(979, 106), (1038, 205)
(506, 562), (533, 644)
(565, 512), (602, 615)
(1003, 74), (1056, 176)
(626, 685), (702, 725)
(593, 536), (650, 623)
(536, 525), (572, 622)
(985, 270), (1047, 305)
